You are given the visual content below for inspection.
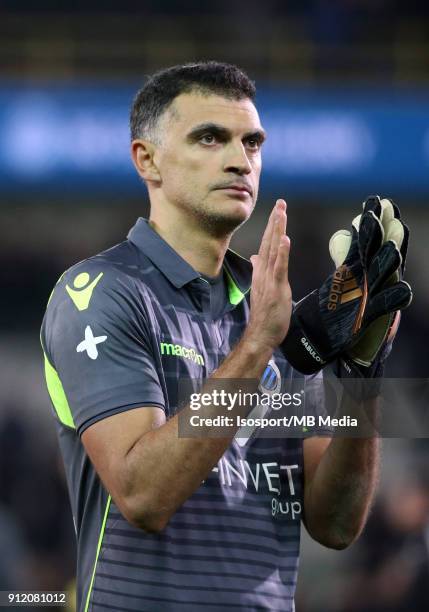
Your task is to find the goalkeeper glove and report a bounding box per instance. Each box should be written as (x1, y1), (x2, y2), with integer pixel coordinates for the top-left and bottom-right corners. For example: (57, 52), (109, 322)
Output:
(330, 197), (411, 397)
(330, 196), (409, 370)
(280, 195), (412, 375)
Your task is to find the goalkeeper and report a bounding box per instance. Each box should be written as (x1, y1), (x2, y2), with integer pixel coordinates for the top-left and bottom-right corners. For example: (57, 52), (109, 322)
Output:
(41, 61), (412, 612)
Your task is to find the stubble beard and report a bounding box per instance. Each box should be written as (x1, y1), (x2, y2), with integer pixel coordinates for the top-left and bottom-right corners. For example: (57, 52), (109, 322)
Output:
(185, 194), (256, 239)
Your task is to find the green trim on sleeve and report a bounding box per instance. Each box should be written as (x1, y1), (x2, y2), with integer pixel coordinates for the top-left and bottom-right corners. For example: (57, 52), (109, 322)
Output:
(46, 271), (66, 307)
(84, 495), (112, 612)
(43, 354), (76, 429)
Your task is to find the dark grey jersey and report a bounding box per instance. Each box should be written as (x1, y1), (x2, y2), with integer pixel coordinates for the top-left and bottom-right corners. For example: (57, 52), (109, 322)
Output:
(41, 218), (326, 612)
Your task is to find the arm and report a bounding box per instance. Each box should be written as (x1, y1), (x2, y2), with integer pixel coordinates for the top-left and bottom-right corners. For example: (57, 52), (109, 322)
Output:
(302, 397), (380, 550)
(82, 199), (292, 532)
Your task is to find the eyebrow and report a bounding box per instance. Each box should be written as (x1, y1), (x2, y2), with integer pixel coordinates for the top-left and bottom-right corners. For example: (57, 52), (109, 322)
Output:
(185, 122), (267, 144)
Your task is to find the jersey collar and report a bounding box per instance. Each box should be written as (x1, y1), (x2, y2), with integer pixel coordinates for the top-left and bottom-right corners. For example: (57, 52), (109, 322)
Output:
(128, 218), (199, 288)
(223, 249), (252, 305)
(127, 217), (252, 303)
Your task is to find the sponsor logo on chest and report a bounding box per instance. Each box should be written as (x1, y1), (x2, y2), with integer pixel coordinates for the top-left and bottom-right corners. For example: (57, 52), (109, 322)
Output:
(160, 341), (205, 366)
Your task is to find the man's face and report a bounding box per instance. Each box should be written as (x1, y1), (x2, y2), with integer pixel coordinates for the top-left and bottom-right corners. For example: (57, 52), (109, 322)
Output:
(152, 91), (265, 236)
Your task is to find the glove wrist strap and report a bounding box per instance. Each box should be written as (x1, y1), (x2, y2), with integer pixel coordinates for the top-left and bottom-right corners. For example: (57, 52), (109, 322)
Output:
(281, 290), (333, 374)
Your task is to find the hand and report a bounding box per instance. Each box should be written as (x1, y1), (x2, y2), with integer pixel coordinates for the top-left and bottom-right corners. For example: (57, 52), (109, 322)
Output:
(244, 199), (292, 353)
(280, 195), (412, 374)
(331, 197), (409, 368)
(331, 197), (412, 399)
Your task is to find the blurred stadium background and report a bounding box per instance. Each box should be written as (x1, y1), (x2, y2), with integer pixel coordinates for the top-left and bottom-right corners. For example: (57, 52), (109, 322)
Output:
(1, 1), (429, 610)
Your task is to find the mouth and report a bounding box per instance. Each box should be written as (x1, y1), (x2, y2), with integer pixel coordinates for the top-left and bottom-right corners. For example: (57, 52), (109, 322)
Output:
(214, 184), (253, 197)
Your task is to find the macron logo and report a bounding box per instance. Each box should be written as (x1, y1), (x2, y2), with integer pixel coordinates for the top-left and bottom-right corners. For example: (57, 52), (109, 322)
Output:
(160, 342), (205, 366)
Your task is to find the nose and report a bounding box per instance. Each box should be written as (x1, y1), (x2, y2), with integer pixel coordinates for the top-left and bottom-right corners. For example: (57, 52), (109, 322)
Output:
(223, 142), (252, 175)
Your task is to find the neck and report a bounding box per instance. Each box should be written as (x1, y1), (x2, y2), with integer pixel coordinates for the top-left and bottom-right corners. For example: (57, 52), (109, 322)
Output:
(149, 203), (231, 277)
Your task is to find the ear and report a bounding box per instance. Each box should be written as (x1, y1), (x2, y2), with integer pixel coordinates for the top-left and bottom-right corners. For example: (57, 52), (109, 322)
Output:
(131, 139), (161, 183)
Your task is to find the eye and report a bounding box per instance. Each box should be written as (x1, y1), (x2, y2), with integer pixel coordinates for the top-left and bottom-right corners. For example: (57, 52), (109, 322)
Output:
(245, 137), (262, 151)
(200, 133), (217, 145)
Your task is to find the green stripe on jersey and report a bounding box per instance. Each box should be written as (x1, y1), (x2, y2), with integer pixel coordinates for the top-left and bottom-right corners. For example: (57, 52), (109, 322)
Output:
(84, 495), (112, 612)
(43, 354), (76, 429)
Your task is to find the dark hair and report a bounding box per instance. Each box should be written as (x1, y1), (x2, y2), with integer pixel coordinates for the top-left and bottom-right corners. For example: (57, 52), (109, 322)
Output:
(130, 61), (256, 142)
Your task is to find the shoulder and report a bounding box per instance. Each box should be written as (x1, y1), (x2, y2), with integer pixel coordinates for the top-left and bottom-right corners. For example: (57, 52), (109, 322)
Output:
(41, 240), (154, 356)
(60, 240), (139, 289)
(46, 239), (154, 313)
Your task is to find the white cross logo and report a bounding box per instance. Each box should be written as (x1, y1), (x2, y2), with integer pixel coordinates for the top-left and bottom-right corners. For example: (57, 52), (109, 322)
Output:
(76, 325), (107, 360)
